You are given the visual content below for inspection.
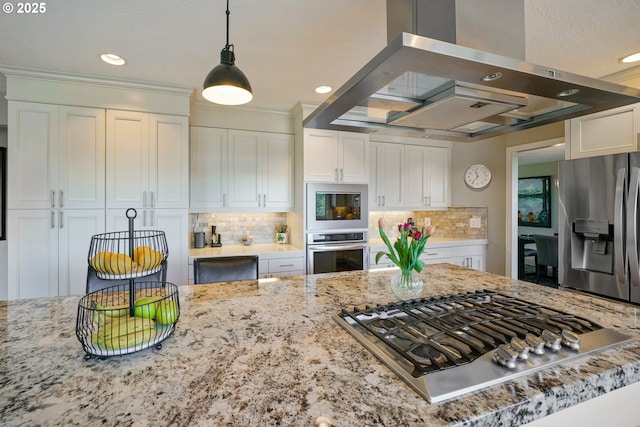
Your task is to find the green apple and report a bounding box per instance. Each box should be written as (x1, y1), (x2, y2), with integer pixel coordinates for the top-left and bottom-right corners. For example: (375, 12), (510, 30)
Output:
(155, 300), (179, 325)
(134, 296), (162, 319)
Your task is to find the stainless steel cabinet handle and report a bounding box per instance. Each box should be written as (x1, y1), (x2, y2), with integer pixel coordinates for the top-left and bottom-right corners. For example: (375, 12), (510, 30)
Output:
(51, 190), (55, 208)
(223, 193), (227, 207)
(279, 264), (294, 268)
(150, 191), (155, 208)
(143, 210), (147, 227)
(424, 196), (427, 206)
(335, 168), (339, 182)
(340, 168), (344, 181)
(59, 211), (63, 229)
(263, 194), (266, 207)
(382, 195), (385, 206)
(150, 210), (155, 226)
(377, 195), (381, 206)
(50, 211), (55, 229)
(627, 167), (640, 288)
(143, 191), (147, 208)
(615, 168), (626, 287)
(59, 190), (64, 208)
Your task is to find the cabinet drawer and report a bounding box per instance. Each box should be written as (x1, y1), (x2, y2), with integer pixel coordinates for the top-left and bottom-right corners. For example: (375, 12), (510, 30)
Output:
(420, 245), (484, 260)
(267, 257), (305, 273)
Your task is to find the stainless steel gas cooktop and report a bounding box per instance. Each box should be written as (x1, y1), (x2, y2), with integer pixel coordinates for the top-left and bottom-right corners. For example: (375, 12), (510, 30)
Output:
(334, 290), (632, 403)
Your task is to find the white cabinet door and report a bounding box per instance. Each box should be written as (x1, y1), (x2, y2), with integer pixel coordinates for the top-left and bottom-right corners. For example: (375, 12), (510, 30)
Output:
(404, 145), (428, 208)
(403, 145), (450, 209)
(59, 106), (106, 209)
(304, 128), (339, 182)
(107, 208), (188, 286)
(7, 210), (58, 299)
(7, 209), (105, 299)
(107, 111), (188, 210)
(57, 209), (105, 296)
(373, 142), (404, 208)
(227, 130), (262, 208)
(150, 114), (189, 209)
(8, 102), (59, 209)
(425, 147), (450, 208)
(190, 126), (227, 210)
(568, 103), (640, 159)
(339, 132), (369, 183)
(263, 133), (294, 209)
(106, 110), (149, 209)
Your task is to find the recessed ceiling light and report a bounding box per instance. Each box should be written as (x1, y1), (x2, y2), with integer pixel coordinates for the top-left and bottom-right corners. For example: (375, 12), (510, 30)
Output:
(557, 88), (580, 97)
(100, 53), (126, 66)
(620, 51), (640, 64)
(481, 72), (502, 82)
(315, 85), (332, 94)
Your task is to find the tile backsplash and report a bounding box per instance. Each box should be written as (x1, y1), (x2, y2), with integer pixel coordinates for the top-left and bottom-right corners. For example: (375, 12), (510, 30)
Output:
(369, 207), (488, 240)
(190, 212), (288, 246)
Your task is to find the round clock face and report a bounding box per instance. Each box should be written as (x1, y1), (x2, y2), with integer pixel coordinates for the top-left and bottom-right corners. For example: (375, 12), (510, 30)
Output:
(464, 164), (492, 189)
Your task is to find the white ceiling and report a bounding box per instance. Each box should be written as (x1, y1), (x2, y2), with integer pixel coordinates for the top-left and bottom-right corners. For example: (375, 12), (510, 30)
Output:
(0, 0), (639, 113)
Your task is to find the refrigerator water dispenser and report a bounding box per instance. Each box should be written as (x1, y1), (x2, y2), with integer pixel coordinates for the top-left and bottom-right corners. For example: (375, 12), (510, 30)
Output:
(571, 219), (613, 274)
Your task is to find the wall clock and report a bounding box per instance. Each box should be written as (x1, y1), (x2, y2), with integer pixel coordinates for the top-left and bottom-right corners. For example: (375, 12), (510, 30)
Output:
(464, 164), (492, 189)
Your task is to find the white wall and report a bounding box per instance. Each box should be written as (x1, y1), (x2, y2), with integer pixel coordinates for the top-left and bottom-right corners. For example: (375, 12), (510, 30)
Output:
(450, 136), (507, 275)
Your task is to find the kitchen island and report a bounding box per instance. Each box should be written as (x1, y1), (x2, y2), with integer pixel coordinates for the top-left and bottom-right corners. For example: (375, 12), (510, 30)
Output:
(1, 265), (639, 426)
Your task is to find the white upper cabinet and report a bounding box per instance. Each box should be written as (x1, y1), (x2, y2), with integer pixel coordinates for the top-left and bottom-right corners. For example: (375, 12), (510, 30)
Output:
(370, 142), (404, 209)
(262, 132), (295, 209)
(567, 103), (640, 159)
(227, 130), (263, 208)
(404, 145), (450, 209)
(303, 129), (369, 183)
(59, 106), (106, 209)
(150, 114), (190, 208)
(190, 126), (227, 209)
(106, 110), (188, 209)
(8, 102), (105, 210)
(190, 127), (294, 211)
(370, 142), (450, 210)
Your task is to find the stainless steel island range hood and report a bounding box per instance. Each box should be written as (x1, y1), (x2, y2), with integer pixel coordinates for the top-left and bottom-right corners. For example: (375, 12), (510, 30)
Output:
(303, 0), (640, 142)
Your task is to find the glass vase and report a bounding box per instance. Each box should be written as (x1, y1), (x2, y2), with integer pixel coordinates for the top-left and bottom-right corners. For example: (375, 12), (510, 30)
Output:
(390, 270), (424, 300)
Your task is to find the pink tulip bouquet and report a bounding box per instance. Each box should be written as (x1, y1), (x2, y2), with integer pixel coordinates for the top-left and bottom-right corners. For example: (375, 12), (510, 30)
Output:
(375, 218), (436, 275)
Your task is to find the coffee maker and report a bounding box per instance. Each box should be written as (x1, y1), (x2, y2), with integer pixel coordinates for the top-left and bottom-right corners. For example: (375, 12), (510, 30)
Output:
(211, 225), (222, 247)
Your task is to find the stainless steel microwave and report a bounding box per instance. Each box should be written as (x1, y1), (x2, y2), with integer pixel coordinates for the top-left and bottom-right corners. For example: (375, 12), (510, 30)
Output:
(306, 183), (368, 231)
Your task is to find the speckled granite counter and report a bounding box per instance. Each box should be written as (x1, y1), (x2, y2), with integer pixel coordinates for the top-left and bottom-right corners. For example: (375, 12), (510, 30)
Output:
(1, 265), (640, 426)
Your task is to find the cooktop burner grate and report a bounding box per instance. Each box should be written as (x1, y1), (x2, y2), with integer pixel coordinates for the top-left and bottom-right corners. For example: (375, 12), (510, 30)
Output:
(335, 290), (632, 402)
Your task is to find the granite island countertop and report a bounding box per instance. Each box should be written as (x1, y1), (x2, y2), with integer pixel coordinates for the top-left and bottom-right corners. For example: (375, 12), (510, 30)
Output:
(1, 265), (640, 426)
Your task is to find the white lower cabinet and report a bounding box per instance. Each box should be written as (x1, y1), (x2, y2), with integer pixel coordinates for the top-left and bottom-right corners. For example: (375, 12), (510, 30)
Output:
(370, 243), (486, 272)
(420, 245), (486, 271)
(259, 255), (305, 278)
(7, 209), (105, 299)
(107, 208), (189, 286)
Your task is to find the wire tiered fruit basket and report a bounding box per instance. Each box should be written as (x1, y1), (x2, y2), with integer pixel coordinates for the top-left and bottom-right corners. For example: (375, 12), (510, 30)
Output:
(76, 208), (180, 359)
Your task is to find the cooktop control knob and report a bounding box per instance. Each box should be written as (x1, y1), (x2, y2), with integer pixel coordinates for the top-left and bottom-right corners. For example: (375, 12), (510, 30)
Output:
(510, 337), (530, 360)
(493, 344), (519, 369)
(561, 329), (581, 350)
(525, 333), (545, 355)
(542, 330), (562, 352)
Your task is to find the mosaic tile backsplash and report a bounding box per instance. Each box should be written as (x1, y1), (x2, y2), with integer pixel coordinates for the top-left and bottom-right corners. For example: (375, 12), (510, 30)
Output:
(191, 207), (487, 247)
(190, 212), (288, 246)
(369, 207), (488, 240)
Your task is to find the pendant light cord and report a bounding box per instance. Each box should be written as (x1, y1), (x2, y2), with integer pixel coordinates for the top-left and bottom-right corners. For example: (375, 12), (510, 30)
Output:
(225, 0), (230, 49)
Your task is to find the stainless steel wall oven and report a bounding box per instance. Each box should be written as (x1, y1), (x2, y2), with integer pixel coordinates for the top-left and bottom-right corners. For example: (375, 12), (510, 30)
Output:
(307, 231), (369, 274)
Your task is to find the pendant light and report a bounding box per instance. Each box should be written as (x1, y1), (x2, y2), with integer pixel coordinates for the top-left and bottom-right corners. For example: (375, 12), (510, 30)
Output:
(202, 0), (253, 105)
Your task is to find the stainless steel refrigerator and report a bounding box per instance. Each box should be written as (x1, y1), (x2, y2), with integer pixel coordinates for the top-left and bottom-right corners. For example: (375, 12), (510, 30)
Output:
(559, 153), (640, 304)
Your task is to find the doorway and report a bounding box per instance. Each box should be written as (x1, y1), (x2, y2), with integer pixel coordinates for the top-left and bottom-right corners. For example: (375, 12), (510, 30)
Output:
(505, 138), (564, 280)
